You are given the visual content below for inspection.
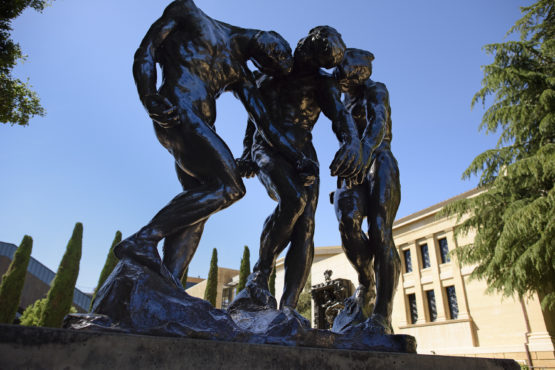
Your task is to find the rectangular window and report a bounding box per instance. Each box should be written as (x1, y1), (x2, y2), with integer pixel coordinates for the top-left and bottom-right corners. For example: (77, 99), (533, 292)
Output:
(426, 290), (437, 322)
(403, 250), (412, 273)
(439, 238), (450, 264)
(420, 244), (431, 268)
(445, 286), (459, 319)
(221, 287), (233, 310)
(408, 293), (418, 324)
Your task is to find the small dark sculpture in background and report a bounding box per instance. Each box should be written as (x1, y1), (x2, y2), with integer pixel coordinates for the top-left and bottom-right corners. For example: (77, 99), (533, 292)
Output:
(114, 0), (301, 285)
(311, 270), (353, 329)
(229, 26), (365, 313)
(331, 48), (401, 335)
(324, 269), (333, 284)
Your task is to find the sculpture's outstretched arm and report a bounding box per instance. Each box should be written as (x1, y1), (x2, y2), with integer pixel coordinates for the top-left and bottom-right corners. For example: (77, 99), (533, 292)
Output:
(236, 118), (257, 178)
(317, 77), (363, 185)
(354, 81), (389, 183)
(362, 81), (389, 152)
(132, 2), (186, 127)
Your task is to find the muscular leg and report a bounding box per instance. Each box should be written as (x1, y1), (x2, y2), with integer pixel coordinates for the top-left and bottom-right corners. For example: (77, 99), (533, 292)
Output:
(163, 222), (205, 282)
(334, 181), (375, 318)
(115, 107), (245, 280)
(162, 162), (207, 281)
(280, 148), (319, 309)
(251, 143), (308, 286)
(142, 113), (246, 237)
(367, 149), (401, 331)
(334, 182), (373, 287)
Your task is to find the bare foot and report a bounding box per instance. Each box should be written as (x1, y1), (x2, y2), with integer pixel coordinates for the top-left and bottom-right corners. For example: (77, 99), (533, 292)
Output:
(114, 235), (181, 288)
(365, 313), (393, 335)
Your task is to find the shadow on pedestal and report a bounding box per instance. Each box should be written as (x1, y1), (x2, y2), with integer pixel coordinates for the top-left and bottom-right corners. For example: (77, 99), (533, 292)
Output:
(0, 324), (520, 370)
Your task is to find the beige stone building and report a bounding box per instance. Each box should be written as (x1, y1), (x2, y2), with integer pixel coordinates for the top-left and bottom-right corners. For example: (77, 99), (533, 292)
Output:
(187, 190), (554, 367)
(273, 189), (555, 368)
(186, 267), (238, 310)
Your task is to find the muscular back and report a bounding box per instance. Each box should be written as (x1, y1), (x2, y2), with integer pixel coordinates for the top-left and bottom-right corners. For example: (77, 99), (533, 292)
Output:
(153, 1), (250, 99)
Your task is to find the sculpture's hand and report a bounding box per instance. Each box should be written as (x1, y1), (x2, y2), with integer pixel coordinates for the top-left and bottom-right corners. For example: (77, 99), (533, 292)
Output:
(297, 156), (319, 187)
(144, 94), (179, 128)
(236, 157), (258, 178)
(330, 141), (363, 183)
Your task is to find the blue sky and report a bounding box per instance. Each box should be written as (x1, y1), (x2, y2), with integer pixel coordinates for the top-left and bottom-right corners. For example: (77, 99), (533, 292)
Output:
(0, 0), (529, 292)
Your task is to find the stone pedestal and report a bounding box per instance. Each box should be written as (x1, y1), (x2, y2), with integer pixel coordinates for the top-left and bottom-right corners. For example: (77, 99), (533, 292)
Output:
(0, 324), (519, 370)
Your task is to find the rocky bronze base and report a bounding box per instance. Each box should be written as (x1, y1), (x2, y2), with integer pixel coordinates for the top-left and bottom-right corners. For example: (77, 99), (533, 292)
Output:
(67, 257), (415, 353)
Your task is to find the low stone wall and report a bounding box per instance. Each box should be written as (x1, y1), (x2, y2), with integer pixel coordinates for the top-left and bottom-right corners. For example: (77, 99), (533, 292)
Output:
(0, 324), (519, 370)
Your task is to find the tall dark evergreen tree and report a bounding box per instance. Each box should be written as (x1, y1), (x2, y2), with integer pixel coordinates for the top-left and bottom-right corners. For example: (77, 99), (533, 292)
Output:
(0, 235), (33, 323)
(90, 230), (121, 310)
(269, 264), (276, 296)
(204, 248), (218, 306)
(39, 222), (83, 327)
(1, 0), (53, 126)
(236, 246), (250, 293)
(443, 0), (555, 310)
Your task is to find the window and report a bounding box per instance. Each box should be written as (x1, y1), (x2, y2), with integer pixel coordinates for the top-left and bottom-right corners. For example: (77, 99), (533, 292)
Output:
(403, 250), (412, 273)
(425, 290), (437, 322)
(420, 244), (430, 268)
(407, 293), (418, 324)
(445, 286), (459, 319)
(221, 287), (233, 310)
(439, 238), (450, 263)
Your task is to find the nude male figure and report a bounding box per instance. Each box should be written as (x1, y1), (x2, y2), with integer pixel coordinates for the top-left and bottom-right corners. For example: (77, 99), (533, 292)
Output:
(332, 48), (401, 334)
(114, 0), (318, 284)
(232, 26), (366, 311)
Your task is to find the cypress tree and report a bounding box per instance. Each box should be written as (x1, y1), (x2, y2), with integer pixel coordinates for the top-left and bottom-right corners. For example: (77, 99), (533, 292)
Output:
(0, 235), (33, 323)
(90, 230), (121, 310)
(204, 248), (218, 306)
(236, 246), (250, 293)
(269, 263), (276, 296)
(39, 222), (83, 328)
(443, 0), (555, 310)
(181, 267), (189, 288)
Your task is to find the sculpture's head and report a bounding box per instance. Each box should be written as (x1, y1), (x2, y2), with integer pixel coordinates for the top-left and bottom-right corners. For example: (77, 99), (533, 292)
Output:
(250, 31), (294, 76)
(333, 48), (374, 92)
(294, 26), (346, 69)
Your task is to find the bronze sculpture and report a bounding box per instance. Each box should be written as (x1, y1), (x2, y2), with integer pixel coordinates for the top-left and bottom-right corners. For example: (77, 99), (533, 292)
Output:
(114, 0), (364, 290)
(331, 48), (401, 334)
(115, 0), (301, 284)
(230, 26), (365, 312)
(68, 0), (415, 353)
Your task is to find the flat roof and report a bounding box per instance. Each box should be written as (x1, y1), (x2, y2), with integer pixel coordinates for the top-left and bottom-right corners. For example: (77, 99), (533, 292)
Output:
(393, 188), (480, 228)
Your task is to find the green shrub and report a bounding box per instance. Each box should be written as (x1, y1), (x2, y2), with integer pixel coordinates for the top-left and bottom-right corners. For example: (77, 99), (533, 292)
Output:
(20, 298), (76, 327)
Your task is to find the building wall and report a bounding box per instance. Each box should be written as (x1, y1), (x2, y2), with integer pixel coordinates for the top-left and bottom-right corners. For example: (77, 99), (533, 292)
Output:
(185, 267), (238, 309)
(274, 190), (555, 368)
